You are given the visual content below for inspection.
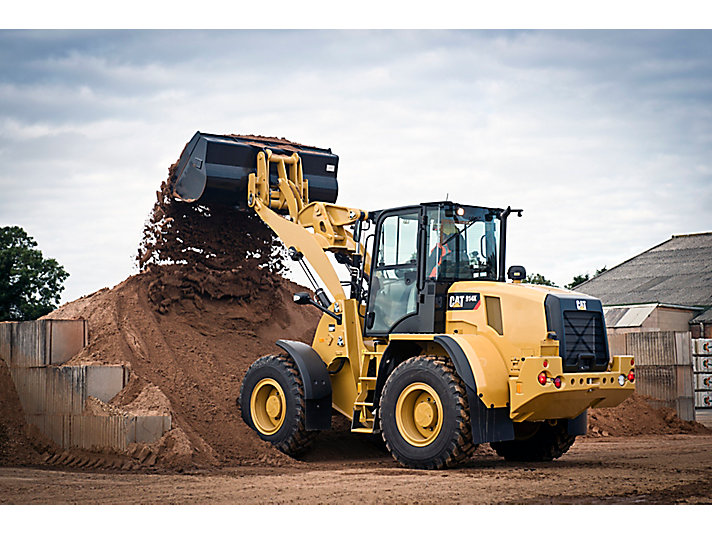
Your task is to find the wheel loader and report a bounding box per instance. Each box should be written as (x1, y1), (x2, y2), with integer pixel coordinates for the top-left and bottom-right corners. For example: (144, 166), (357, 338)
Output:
(171, 132), (635, 469)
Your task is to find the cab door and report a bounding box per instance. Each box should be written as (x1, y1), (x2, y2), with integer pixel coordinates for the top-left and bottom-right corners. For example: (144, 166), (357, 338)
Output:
(365, 208), (421, 335)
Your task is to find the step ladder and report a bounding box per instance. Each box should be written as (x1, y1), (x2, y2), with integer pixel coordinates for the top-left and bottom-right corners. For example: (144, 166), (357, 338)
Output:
(351, 349), (384, 433)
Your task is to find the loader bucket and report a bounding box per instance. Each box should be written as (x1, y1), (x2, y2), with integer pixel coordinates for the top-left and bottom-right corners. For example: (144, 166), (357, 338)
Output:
(171, 132), (339, 208)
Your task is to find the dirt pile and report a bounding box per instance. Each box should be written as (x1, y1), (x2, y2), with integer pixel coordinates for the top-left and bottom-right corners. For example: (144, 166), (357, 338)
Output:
(588, 394), (712, 437)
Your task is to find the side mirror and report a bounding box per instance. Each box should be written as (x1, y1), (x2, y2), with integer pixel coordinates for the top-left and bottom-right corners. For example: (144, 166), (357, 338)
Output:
(507, 265), (527, 282)
(293, 292), (312, 305)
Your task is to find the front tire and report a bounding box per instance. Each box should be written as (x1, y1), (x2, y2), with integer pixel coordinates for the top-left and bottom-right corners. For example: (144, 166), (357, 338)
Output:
(380, 356), (475, 469)
(490, 420), (575, 461)
(239, 354), (316, 456)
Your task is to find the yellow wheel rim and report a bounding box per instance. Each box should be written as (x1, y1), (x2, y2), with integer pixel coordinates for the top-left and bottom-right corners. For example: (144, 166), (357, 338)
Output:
(250, 378), (286, 436)
(395, 382), (443, 447)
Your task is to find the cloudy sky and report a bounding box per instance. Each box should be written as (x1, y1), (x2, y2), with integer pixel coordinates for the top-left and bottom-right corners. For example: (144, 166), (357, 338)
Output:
(1, 29), (711, 303)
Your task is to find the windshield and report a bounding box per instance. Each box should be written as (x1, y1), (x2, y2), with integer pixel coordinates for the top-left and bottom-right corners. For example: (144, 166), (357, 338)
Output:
(425, 205), (500, 281)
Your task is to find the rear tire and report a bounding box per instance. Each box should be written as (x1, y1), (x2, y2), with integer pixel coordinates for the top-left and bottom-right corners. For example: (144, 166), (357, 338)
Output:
(490, 420), (575, 462)
(380, 356), (475, 469)
(239, 354), (316, 456)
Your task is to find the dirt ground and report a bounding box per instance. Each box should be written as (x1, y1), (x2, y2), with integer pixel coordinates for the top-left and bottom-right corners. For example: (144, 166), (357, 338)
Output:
(1, 433), (711, 505)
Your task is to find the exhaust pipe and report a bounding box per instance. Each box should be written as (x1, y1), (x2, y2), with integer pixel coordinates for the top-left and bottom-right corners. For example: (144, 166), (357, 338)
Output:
(171, 132), (339, 209)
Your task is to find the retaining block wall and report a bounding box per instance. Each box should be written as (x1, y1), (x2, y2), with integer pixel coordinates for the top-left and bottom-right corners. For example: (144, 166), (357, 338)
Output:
(0, 319), (170, 451)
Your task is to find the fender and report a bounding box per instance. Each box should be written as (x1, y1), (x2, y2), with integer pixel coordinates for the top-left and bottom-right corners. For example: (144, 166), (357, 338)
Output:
(275, 340), (332, 430)
(433, 335), (514, 444)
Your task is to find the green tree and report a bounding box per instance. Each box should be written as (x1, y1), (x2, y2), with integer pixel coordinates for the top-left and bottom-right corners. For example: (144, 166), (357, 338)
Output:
(525, 273), (557, 287)
(566, 266), (608, 290)
(0, 226), (69, 321)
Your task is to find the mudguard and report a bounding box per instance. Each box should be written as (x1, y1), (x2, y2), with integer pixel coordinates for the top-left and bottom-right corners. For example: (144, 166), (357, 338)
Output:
(433, 335), (515, 444)
(275, 340), (332, 430)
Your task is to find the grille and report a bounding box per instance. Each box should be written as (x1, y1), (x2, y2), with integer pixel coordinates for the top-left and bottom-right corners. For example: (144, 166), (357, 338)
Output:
(562, 310), (608, 372)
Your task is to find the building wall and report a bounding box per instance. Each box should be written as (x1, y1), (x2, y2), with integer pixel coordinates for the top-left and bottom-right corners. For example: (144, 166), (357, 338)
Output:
(643, 307), (696, 332)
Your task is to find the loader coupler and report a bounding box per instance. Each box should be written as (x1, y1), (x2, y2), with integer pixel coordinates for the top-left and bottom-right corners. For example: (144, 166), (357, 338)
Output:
(171, 132), (339, 207)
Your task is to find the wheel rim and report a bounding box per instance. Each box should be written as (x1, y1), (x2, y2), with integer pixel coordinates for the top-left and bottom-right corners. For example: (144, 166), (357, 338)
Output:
(250, 378), (286, 435)
(395, 382), (443, 447)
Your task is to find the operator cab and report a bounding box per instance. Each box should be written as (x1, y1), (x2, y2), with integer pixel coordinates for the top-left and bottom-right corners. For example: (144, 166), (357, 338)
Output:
(363, 202), (520, 336)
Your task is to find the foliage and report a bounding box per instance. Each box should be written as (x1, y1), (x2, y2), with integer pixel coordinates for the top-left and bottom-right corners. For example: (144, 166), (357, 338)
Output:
(525, 272), (557, 287)
(565, 266), (608, 290)
(0, 226), (69, 321)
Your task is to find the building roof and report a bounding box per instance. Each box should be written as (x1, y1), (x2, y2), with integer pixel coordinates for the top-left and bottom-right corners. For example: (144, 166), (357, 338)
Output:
(574, 232), (712, 308)
(691, 307), (712, 325)
(604, 304), (658, 328)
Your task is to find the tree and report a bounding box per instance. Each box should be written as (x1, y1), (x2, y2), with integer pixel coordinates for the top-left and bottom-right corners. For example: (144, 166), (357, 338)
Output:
(525, 273), (557, 287)
(565, 266), (608, 290)
(0, 226), (69, 321)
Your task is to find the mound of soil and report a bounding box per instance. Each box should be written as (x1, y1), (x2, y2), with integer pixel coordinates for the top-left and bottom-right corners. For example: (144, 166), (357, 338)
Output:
(588, 394), (712, 437)
(43, 264), (322, 469)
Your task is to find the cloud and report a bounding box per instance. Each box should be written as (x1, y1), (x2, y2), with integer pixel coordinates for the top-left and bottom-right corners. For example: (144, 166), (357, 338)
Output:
(0, 30), (710, 301)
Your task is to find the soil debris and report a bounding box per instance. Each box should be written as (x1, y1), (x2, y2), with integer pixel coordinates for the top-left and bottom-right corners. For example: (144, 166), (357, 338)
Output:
(587, 394), (711, 437)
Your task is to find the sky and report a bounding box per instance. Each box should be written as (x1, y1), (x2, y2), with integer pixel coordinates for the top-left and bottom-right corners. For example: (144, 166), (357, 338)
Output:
(1, 29), (711, 303)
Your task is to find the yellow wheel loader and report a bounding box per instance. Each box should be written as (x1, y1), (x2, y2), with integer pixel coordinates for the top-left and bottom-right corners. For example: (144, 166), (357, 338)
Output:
(171, 132), (635, 469)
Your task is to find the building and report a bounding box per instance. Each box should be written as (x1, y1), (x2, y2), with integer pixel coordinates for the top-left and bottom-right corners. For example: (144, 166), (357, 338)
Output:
(574, 232), (712, 337)
(574, 232), (712, 422)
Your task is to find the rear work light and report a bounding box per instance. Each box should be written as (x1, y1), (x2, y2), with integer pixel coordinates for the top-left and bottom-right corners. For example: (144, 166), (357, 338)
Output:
(627, 370), (635, 383)
(538, 372), (547, 385)
(618, 374), (626, 386)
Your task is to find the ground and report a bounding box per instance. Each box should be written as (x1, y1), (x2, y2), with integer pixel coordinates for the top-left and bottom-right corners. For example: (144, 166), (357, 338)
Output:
(2, 434), (711, 505)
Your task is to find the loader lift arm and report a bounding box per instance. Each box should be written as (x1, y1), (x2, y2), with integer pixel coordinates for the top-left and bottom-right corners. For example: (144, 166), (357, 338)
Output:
(245, 148), (370, 305)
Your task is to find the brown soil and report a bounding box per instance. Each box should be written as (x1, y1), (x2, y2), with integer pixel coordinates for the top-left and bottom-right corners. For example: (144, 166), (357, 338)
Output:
(2, 435), (712, 504)
(588, 394), (711, 437)
(43, 266), (322, 469)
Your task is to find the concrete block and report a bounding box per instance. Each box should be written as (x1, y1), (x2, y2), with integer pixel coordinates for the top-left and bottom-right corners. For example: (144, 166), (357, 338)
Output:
(12, 366), (88, 415)
(694, 339), (712, 355)
(636, 366), (676, 401)
(694, 355), (712, 372)
(10, 321), (47, 367)
(48, 320), (87, 364)
(695, 373), (712, 390)
(696, 391), (712, 409)
(674, 332), (692, 365)
(26, 414), (70, 448)
(132, 415), (172, 443)
(676, 397), (696, 422)
(70, 414), (131, 451)
(0, 322), (11, 364)
(675, 365), (694, 397)
(86, 365), (127, 402)
(626, 331), (677, 366)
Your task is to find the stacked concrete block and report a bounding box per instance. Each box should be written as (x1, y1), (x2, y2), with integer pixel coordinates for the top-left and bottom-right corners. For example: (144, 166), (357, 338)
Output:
(693, 338), (712, 410)
(619, 331), (695, 421)
(0, 319), (171, 452)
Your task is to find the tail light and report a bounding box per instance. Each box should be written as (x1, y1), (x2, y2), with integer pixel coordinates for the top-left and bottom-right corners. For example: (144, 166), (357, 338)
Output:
(627, 370), (635, 383)
(553, 377), (562, 389)
(538, 372), (547, 385)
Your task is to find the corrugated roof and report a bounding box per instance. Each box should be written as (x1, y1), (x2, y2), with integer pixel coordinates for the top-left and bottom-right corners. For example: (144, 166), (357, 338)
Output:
(691, 307), (712, 324)
(604, 304), (658, 328)
(574, 232), (712, 308)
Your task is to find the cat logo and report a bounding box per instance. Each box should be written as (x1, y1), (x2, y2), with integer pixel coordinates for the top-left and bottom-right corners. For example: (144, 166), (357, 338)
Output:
(448, 293), (481, 310)
(576, 300), (587, 311)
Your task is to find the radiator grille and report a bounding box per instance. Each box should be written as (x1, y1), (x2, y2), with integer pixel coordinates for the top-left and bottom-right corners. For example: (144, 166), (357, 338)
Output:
(562, 310), (609, 372)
